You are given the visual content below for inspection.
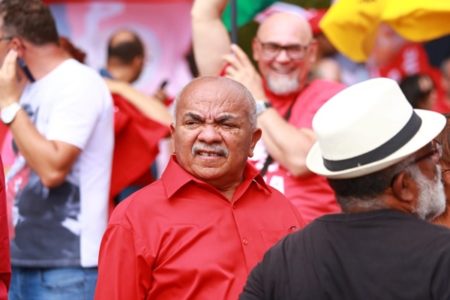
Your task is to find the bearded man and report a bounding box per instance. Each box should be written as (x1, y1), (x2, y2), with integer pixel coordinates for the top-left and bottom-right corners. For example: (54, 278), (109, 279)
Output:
(192, 0), (345, 224)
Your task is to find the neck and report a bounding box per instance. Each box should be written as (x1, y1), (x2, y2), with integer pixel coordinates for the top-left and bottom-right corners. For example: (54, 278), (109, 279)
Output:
(206, 173), (245, 202)
(343, 194), (415, 215)
(343, 200), (389, 214)
(22, 43), (71, 80)
(214, 180), (242, 202)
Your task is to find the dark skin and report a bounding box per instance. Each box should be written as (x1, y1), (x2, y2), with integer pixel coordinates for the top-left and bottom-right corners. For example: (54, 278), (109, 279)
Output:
(346, 144), (440, 216)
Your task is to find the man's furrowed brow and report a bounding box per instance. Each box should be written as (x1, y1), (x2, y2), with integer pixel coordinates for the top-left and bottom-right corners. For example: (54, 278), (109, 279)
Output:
(184, 112), (204, 121)
(216, 113), (239, 123)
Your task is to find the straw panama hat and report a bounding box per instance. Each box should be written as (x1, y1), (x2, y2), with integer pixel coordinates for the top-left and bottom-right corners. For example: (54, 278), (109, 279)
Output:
(306, 77), (446, 179)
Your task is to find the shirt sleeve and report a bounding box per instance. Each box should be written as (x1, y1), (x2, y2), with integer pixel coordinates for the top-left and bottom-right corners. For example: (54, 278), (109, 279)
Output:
(239, 261), (266, 300)
(95, 224), (153, 300)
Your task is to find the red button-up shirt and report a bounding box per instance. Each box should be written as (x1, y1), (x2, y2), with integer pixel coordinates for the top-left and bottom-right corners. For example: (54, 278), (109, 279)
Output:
(95, 157), (303, 300)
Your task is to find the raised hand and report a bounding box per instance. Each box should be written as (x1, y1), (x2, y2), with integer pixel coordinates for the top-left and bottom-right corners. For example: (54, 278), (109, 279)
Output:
(223, 44), (266, 100)
(0, 50), (27, 108)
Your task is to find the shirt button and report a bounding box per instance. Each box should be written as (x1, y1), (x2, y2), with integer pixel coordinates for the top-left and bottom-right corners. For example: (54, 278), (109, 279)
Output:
(242, 238), (249, 246)
(289, 225), (297, 232)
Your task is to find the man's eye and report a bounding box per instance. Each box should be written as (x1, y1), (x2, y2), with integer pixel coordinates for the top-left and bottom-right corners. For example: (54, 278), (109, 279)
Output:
(185, 120), (199, 126)
(222, 123), (237, 129)
(265, 43), (279, 52)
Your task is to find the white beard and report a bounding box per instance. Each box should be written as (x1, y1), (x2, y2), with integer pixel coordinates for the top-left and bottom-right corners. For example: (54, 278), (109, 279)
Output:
(409, 164), (446, 220)
(266, 74), (300, 95)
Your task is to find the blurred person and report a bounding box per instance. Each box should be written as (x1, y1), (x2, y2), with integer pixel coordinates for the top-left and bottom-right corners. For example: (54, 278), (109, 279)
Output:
(0, 1), (114, 299)
(95, 76), (303, 300)
(0, 157), (10, 300)
(101, 28), (171, 113)
(101, 29), (145, 84)
(433, 113), (450, 227)
(400, 73), (437, 110)
(308, 8), (369, 85)
(192, 0), (344, 224)
(441, 57), (450, 102)
(240, 78), (450, 300)
(58, 35), (172, 214)
(368, 23), (449, 113)
(60, 34), (172, 215)
(101, 29), (172, 203)
(307, 8), (342, 83)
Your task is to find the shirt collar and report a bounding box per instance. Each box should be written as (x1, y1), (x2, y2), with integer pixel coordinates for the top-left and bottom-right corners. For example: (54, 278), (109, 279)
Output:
(161, 156), (271, 199)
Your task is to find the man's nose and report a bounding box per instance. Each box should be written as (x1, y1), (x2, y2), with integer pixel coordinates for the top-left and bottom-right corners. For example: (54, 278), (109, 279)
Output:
(198, 124), (221, 143)
(274, 48), (290, 62)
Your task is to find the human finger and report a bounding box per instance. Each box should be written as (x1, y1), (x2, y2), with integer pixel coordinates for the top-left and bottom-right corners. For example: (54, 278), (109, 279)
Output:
(223, 53), (242, 69)
(230, 44), (253, 67)
(1, 50), (18, 77)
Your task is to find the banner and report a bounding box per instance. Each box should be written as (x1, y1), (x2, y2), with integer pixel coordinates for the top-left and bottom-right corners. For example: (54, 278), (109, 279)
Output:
(49, 2), (193, 95)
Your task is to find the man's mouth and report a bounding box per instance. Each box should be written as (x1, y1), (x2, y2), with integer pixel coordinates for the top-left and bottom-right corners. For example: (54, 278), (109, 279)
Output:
(192, 144), (229, 158)
(195, 150), (225, 157)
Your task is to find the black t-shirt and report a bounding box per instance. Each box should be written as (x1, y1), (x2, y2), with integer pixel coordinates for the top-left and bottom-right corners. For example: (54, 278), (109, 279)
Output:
(240, 209), (450, 300)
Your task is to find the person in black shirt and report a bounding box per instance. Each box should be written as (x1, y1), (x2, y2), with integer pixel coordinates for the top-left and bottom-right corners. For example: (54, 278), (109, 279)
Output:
(240, 77), (450, 300)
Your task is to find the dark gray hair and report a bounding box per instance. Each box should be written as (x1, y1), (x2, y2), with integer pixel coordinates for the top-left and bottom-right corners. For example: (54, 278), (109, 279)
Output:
(0, 0), (59, 45)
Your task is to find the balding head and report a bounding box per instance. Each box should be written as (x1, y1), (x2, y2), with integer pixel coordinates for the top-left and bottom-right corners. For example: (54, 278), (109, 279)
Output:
(257, 12), (313, 45)
(175, 76), (257, 129)
(252, 12), (316, 95)
(106, 29), (145, 83)
(171, 76), (261, 194)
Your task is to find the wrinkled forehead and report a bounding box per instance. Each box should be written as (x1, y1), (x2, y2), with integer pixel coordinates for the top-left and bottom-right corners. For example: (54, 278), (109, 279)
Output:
(179, 90), (246, 115)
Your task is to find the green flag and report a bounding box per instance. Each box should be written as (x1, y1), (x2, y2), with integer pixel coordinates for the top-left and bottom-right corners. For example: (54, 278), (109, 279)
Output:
(222, 0), (278, 31)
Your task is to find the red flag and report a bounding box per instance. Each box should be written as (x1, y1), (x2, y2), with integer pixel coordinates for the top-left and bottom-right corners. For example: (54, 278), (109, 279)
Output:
(110, 94), (170, 201)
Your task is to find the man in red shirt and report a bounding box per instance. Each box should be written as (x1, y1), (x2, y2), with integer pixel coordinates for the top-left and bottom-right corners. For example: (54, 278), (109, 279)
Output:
(192, 0), (344, 224)
(94, 76), (303, 300)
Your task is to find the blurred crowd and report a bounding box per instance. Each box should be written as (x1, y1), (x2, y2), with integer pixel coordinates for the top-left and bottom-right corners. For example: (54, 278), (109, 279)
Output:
(1, 0), (450, 299)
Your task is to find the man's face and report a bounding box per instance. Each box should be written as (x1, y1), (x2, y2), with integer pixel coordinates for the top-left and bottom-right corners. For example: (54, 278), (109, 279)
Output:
(407, 144), (446, 220)
(411, 164), (446, 220)
(252, 14), (315, 96)
(442, 60), (450, 98)
(107, 56), (144, 84)
(171, 79), (261, 189)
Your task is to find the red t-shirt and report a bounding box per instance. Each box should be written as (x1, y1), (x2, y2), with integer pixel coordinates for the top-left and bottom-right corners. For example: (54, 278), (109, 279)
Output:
(0, 156), (10, 300)
(95, 157), (302, 300)
(250, 80), (344, 224)
(370, 43), (450, 113)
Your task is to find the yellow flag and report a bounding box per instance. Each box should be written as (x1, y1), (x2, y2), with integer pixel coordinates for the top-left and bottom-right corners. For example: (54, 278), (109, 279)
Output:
(382, 0), (450, 42)
(320, 0), (387, 62)
(320, 0), (450, 62)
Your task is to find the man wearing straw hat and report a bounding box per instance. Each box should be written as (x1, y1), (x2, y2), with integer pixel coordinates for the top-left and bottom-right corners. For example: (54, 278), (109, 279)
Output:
(240, 77), (450, 300)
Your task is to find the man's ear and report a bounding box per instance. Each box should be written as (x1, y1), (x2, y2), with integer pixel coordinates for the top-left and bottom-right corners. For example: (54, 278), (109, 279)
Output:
(252, 38), (260, 62)
(248, 128), (262, 158)
(390, 171), (417, 209)
(170, 123), (175, 133)
(307, 40), (318, 65)
(170, 123), (176, 149)
(9, 37), (25, 57)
